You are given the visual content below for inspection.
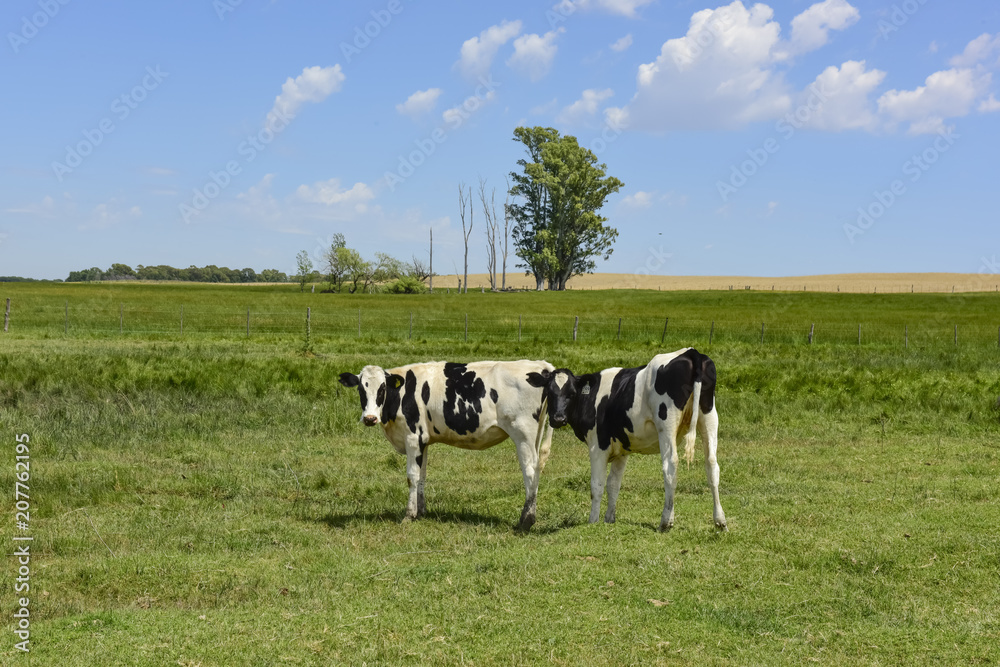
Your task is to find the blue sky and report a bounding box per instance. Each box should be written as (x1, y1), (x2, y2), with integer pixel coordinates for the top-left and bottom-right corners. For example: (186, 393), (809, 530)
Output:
(2, 0), (998, 280)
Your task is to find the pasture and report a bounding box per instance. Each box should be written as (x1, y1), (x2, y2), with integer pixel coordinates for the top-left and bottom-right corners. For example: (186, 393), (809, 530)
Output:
(1, 282), (999, 665)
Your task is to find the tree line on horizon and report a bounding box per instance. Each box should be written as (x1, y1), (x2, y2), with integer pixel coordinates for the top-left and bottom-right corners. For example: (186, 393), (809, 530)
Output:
(65, 263), (293, 283)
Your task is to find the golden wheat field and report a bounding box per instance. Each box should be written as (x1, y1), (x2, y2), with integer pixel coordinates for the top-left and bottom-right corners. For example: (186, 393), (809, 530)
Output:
(441, 272), (1000, 293)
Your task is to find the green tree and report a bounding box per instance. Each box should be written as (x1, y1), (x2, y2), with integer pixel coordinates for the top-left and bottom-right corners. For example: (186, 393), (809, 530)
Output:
(508, 127), (623, 291)
(295, 251), (313, 292)
(323, 234), (348, 292)
(107, 263), (136, 280)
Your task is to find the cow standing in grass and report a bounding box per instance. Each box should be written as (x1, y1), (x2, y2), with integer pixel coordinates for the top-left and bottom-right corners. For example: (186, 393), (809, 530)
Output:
(339, 360), (555, 530)
(526, 348), (726, 531)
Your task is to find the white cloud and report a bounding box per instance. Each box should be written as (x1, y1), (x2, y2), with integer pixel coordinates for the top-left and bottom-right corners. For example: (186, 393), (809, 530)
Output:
(507, 29), (563, 82)
(610, 34), (633, 52)
(83, 198), (141, 230)
(793, 60), (886, 131)
(396, 88), (443, 117)
(266, 65), (345, 125)
(442, 89), (497, 126)
(621, 1), (791, 131)
(878, 67), (992, 134)
(455, 20), (522, 80)
(555, 0), (654, 18)
(295, 178), (375, 212)
(4, 195), (57, 217)
(622, 191), (654, 208)
(978, 93), (1000, 113)
(557, 88), (614, 124)
(781, 0), (859, 58)
(949, 32), (1000, 68)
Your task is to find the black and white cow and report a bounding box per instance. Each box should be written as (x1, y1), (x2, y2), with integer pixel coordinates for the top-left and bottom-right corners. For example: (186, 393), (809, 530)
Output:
(338, 360), (555, 530)
(526, 348), (726, 531)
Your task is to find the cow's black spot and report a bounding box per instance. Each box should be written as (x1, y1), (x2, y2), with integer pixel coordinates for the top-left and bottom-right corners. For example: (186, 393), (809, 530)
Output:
(433, 426), (440, 434)
(375, 384), (386, 407)
(658, 403), (667, 420)
(699, 353), (717, 414)
(401, 370), (420, 433)
(490, 388), (499, 404)
(416, 428), (427, 468)
(382, 375), (402, 424)
(595, 367), (641, 451)
(655, 349), (715, 413)
(443, 363), (486, 435)
(422, 381), (430, 405)
(568, 373), (601, 443)
(356, 385), (366, 412)
(655, 350), (697, 410)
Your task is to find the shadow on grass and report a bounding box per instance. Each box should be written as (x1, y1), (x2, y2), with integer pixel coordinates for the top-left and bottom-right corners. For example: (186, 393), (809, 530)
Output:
(316, 508), (565, 534)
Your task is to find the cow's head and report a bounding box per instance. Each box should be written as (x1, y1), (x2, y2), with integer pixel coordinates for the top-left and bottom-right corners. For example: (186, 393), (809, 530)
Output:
(526, 368), (580, 429)
(338, 365), (404, 426)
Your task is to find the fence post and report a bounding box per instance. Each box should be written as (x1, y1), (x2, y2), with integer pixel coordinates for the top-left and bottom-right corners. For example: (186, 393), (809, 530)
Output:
(617, 317), (622, 341)
(808, 323), (814, 344)
(709, 321), (714, 345)
(3, 297), (9, 333)
(760, 322), (765, 344)
(573, 316), (579, 342)
(661, 317), (668, 344)
(465, 314), (468, 342)
(306, 307), (311, 349)
(954, 325), (958, 346)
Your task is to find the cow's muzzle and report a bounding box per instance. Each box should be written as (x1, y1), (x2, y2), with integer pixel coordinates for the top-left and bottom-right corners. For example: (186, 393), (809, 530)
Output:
(362, 415), (379, 426)
(550, 415), (568, 428)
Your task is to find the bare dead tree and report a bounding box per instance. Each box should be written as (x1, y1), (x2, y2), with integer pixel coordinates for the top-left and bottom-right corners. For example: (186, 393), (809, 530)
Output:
(458, 184), (473, 294)
(409, 256), (431, 281)
(502, 177), (512, 291)
(428, 228), (433, 292)
(479, 177), (499, 291)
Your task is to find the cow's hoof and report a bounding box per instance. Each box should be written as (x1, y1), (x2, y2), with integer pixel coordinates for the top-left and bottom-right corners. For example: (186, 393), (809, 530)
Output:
(517, 513), (536, 532)
(402, 513), (417, 523)
(658, 521), (673, 533)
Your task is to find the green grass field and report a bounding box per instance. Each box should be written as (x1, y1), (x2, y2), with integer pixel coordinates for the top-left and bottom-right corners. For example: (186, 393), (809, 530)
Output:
(1, 282), (999, 665)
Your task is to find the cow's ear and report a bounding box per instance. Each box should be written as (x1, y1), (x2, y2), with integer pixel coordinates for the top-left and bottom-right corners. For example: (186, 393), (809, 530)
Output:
(339, 372), (360, 388)
(388, 374), (405, 390)
(526, 371), (550, 388)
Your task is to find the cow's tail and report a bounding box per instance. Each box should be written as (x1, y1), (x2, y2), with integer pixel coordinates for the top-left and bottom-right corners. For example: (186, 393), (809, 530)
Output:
(683, 363), (703, 467)
(533, 395), (551, 469)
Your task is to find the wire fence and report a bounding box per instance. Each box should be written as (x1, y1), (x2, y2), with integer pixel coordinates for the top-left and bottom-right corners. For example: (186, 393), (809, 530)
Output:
(3, 299), (999, 349)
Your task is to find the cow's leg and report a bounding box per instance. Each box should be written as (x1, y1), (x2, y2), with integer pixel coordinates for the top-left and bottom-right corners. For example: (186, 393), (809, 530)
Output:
(588, 445), (609, 524)
(603, 455), (628, 523)
(537, 420), (554, 471)
(657, 419), (681, 532)
(416, 442), (429, 518)
(402, 436), (422, 521)
(699, 408), (727, 530)
(507, 422), (539, 531)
